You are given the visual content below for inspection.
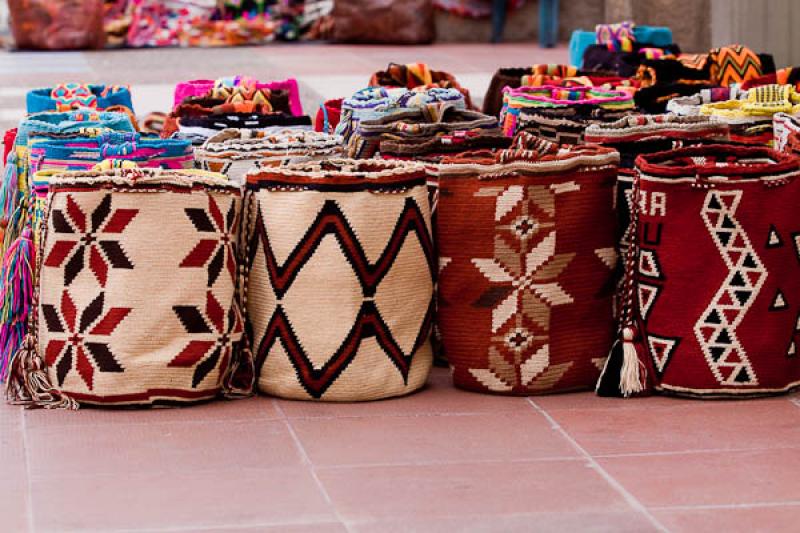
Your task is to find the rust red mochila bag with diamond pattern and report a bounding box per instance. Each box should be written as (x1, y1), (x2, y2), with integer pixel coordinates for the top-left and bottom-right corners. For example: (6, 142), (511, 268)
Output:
(436, 133), (620, 395)
(598, 144), (800, 398)
(6, 168), (249, 408)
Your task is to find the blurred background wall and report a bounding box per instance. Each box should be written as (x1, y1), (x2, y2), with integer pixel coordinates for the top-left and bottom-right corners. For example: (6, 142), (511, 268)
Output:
(436, 0), (712, 49)
(1, 0), (795, 65)
(437, 0), (799, 67)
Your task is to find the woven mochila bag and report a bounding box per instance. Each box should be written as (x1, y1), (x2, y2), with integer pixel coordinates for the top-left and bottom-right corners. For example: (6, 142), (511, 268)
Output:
(172, 77), (304, 116)
(584, 114), (730, 253)
(499, 86), (635, 140)
(368, 63), (475, 109)
(2, 111), (134, 226)
(483, 66), (578, 117)
(243, 160), (435, 401)
(483, 65), (636, 117)
(597, 145), (800, 398)
(161, 91), (302, 144)
(335, 87), (466, 146)
(195, 129), (342, 184)
(773, 112), (800, 154)
(26, 84), (133, 114)
(379, 129), (511, 163)
(667, 86), (782, 145)
(168, 112), (313, 146)
(584, 114), (731, 168)
(345, 103), (498, 159)
(6, 168), (250, 408)
(27, 132), (193, 175)
(436, 133), (620, 395)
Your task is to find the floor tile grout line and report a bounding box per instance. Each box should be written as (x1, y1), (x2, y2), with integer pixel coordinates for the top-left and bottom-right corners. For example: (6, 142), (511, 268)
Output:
(20, 411), (36, 533)
(312, 455), (585, 470)
(526, 398), (671, 533)
(592, 445), (800, 459)
(20, 455), (587, 483)
(269, 409), (534, 420)
(273, 399), (354, 533)
(103, 518), (345, 533)
(649, 500), (800, 512)
(20, 405), (539, 428)
(20, 455), (586, 483)
(20, 414), (280, 429)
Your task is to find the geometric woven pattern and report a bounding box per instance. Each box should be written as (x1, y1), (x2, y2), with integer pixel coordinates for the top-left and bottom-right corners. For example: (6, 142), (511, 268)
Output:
(633, 145), (800, 397)
(436, 138), (620, 395)
(244, 160), (434, 401)
(23, 170), (243, 407)
(695, 190), (764, 386)
(708, 44), (763, 87)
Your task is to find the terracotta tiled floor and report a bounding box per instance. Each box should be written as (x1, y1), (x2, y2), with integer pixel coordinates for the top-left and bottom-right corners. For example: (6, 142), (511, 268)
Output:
(2, 43), (800, 532)
(3, 368), (800, 532)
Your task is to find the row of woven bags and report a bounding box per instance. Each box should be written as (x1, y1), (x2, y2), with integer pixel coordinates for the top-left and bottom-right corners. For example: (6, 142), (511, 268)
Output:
(4, 42), (800, 410)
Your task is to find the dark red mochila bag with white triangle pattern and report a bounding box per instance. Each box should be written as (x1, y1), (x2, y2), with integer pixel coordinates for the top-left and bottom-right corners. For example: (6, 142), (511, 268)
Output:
(598, 144), (800, 398)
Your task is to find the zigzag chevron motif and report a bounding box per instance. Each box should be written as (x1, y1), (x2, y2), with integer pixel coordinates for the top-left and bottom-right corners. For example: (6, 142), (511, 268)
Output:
(712, 45), (762, 84)
(695, 190), (764, 386)
(256, 300), (434, 398)
(249, 197), (435, 299)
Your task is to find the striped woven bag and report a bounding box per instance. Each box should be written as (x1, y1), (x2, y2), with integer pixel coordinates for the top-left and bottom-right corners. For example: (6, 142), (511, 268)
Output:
(195, 129), (342, 184)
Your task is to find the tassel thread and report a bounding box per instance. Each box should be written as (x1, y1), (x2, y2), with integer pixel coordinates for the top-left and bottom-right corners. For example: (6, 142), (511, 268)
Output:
(6, 335), (78, 409)
(618, 327), (646, 397)
(0, 228), (34, 382)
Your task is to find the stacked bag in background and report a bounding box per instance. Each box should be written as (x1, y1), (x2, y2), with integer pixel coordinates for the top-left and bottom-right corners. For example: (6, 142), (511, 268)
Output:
(163, 77), (310, 145)
(499, 85), (636, 142)
(195, 129), (342, 184)
(316, 62), (475, 135)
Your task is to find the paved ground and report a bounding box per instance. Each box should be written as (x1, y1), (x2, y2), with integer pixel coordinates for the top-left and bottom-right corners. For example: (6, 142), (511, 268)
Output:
(4, 367), (800, 532)
(2, 43), (800, 533)
(0, 43), (569, 130)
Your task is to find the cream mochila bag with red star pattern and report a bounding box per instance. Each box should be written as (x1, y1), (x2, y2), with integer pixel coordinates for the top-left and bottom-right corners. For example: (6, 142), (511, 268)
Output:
(6, 168), (252, 408)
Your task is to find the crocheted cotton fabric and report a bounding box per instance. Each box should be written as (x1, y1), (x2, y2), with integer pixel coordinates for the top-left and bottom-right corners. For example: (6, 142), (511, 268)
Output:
(627, 145), (800, 397)
(195, 128), (342, 184)
(7, 169), (245, 407)
(436, 133), (620, 395)
(27, 132), (193, 175)
(335, 87), (466, 144)
(243, 159), (434, 401)
(499, 86), (635, 138)
(26, 85), (133, 114)
(344, 103), (498, 159)
(667, 87), (776, 144)
(172, 78), (304, 116)
(773, 112), (800, 154)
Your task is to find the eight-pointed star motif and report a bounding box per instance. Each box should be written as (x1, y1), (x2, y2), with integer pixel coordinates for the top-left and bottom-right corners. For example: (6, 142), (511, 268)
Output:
(179, 195), (238, 288)
(169, 290), (243, 388)
(41, 290), (130, 390)
(472, 231), (574, 333)
(44, 194), (137, 287)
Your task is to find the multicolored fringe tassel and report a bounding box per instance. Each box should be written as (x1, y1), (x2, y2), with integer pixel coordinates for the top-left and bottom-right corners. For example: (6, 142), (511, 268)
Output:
(0, 227), (34, 382)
